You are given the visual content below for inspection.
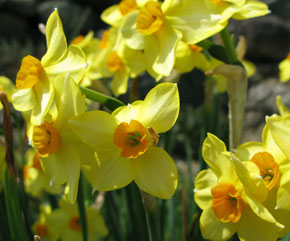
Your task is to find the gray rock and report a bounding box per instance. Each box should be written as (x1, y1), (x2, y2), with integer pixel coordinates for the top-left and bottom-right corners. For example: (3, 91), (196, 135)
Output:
(231, 15), (290, 61)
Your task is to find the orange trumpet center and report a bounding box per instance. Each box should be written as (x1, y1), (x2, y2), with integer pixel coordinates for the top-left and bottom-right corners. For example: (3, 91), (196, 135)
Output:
(98, 30), (109, 50)
(119, 0), (138, 16)
(211, 183), (243, 223)
(107, 51), (123, 72)
(71, 35), (85, 45)
(69, 216), (82, 232)
(188, 44), (203, 52)
(136, 1), (164, 35)
(250, 152), (280, 191)
(34, 223), (48, 238)
(210, 0), (225, 6)
(33, 122), (60, 157)
(16, 55), (44, 89)
(113, 119), (149, 159)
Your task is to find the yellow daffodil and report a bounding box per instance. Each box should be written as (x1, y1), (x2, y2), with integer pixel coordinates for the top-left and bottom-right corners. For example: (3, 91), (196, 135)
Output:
(235, 123), (290, 237)
(69, 83), (179, 199)
(91, 27), (145, 96)
(194, 133), (284, 241)
(121, 0), (226, 77)
(174, 41), (211, 74)
(23, 148), (62, 197)
(279, 52), (290, 83)
(12, 9), (86, 125)
(207, 0), (269, 21)
(70, 31), (108, 92)
(266, 114), (290, 211)
(101, 0), (155, 27)
(30, 74), (96, 203)
(32, 204), (59, 241)
(0, 76), (17, 110)
(44, 198), (108, 241)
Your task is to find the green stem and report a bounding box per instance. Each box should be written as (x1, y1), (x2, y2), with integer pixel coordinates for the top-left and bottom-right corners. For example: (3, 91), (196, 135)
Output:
(79, 86), (125, 111)
(141, 191), (161, 241)
(77, 173), (88, 241)
(220, 27), (240, 65)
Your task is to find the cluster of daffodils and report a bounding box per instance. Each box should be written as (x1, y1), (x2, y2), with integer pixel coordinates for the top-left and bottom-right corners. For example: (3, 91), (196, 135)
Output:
(0, 0), (276, 240)
(194, 98), (290, 241)
(32, 199), (108, 241)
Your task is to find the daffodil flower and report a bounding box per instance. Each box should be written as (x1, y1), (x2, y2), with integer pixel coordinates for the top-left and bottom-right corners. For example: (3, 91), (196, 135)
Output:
(235, 123), (290, 237)
(266, 114), (290, 212)
(207, 0), (269, 21)
(101, 0), (155, 27)
(44, 198), (108, 241)
(30, 74), (95, 203)
(69, 83), (179, 199)
(194, 133), (284, 241)
(32, 205), (59, 241)
(12, 9), (86, 125)
(121, 0), (226, 77)
(23, 148), (62, 197)
(174, 41), (211, 74)
(90, 27), (145, 96)
(279, 52), (290, 83)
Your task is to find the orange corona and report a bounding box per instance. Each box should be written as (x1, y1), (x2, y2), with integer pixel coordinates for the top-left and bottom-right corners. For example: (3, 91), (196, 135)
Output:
(211, 183), (243, 223)
(119, 0), (138, 16)
(69, 216), (82, 232)
(250, 152), (280, 191)
(136, 1), (164, 35)
(33, 122), (60, 157)
(113, 119), (149, 158)
(107, 51), (123, 72)
(16, 55), (44, 89)
(98, 30), (109, 50)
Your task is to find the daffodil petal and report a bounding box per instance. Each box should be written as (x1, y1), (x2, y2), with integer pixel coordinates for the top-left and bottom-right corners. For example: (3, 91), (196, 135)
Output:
(101, 5), (123, 27)
(87, 150), (134, 191)
(53, 74), (86, 130)
(279, 58), (290, 83)
(86, 207), (108, 237)
(63, 152), (80, 204)
(166, 0), (226, 44)
(146, 25), (181, 76)
(121, 11), (145, 50)
(276, 163), (290, 210)
(0, 76), (16, 100)
(267, 114), (290, 161)
(112, 67), (129, 97)
(194, 169), (217, 210)
(202, 133), (234, 180)
(262, 124), (287, 165)
(69, 111), (118, 152)
(134, 146), (178, 199)
(200, 206), (236, 241)
(41, 10), (67, 66)
(232, 1), (269, 20)
(44, 45), (87, 84)
(237, 207), (280, 241)
(41, 152), (67, 185)
(246, 192), (284, 230)
(31, 78), (54, 125)
(113, 101), (143, 123)
(231, 155), (267, 203)
(235, 142), (265, 162)
(12, 88), (35, 111)
(137, 82), (179, 133)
